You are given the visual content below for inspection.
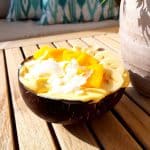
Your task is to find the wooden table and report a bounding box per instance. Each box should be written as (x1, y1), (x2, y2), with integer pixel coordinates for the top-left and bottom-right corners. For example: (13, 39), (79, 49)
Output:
(0, 26), (150, 150)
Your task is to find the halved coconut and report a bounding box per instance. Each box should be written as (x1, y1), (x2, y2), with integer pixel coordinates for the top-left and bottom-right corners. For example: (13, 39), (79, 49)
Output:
(18, 47), (129, 124)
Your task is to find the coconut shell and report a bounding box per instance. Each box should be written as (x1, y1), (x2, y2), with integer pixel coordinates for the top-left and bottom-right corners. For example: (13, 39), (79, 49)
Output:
(18, 57), (125, 124)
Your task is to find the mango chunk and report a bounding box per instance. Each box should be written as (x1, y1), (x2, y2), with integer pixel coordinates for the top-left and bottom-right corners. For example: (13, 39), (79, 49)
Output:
(33, 46), (63, 61)
(84, 64), (104, 88)
(62, 50), (78, 61)
(36, 77), (49, 93)
(77, 52), (98, 66)
(33, 46), (52, 59)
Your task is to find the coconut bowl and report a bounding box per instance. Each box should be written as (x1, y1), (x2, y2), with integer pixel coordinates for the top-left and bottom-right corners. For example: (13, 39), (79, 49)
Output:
(18, 57), (125, 125)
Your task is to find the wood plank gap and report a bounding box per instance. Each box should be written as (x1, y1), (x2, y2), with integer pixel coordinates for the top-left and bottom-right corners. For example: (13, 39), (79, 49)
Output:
(86, 122), (104, 150)
(111, 109), (145, 149)
(36, 44), (40, 49)
(124, 92), (150, 116)
(79, 38), (91, 47)
(51, 42), (58, 48)
(125, 88), (150, 115)
(20, 47), (26, 59)
(3, 50), (20, 150)
(109, 37), (120, 43)
(47, 123), (61, 150)
(66, 40), (74, 48)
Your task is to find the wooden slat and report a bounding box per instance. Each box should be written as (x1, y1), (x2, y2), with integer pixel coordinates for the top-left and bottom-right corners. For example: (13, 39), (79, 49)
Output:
(68, 39), (88, 48)
(22, 45), (38, 57)
(81, 37), (121, 58)
(106, 33), (120, 43)
(0, 26), (119, 49)
(94, 35), (121, 55)
(81, 37), (110, 50)
(90, 112), (141, 150)
(67, 38), (142, 149)
(0, 50), (14, 150)
(22, 46), (38, 57)
(99, 31), (120, 42)
(126, 87), (150, 115)
(38, 43), (52, 48)
(115, 95), (150, 149)
(5, 48), (56, 150)
(53, 124), (99, 150)
(53, 41), (71, 49)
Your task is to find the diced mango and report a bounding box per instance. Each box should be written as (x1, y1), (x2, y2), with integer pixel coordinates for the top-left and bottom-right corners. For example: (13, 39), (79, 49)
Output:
(33, 46), (63, 61)
(49, 49), (64, 61)
(20, 66), (28, 77)
(62, 50), (78, 61)
(33, 46), (99, 67)
(77, 52), (98, 66)
(83, 64), (104, 88)
(33, 46), (51, 59)
(36, 77), (49, 93)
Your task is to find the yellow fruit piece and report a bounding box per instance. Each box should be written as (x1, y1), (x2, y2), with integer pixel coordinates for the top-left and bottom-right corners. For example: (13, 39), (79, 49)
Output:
(20, 66), (28, 77)
(62, 50), (78, 61)
(36, 77), (49, 93)
(77, 52), (98, 66)
(33, 46), (99, 66)
(33, 46), (63, 61)
(33, 46), (51, 59)
(50, 49), (64, 61)
(77, 67), (85, 75)
(84, 64), (104, 88)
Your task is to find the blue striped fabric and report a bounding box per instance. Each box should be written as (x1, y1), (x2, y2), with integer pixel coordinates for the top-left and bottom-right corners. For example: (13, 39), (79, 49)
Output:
(40, 0), (119, 25)
(7, 0), (42, 21)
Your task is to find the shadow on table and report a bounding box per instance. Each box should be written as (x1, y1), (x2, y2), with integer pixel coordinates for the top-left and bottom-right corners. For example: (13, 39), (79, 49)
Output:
(46, 119), (101, 148)
(62, 120), (100, 148)
(125, 86), (150, 114)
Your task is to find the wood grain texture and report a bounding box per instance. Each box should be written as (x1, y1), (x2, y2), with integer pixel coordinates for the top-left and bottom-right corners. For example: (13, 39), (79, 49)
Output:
(126, 87), (150, 115)
(22, 45), (38, 57)
(53, 124), (99, 150)
(106, 33), (120, 42)
(81, 36), (121, 59)
(53, 41), (71, 49)
(115, 95), (150, 149)
(81, 37), (110, 50)
(94, 35), (121, 55)
(90, 112), (141, 150)
(67, 39), (88, 48)
(0, 50), (14, 150)
(0, 27), (119, 49)
(5, 48), (56, 150)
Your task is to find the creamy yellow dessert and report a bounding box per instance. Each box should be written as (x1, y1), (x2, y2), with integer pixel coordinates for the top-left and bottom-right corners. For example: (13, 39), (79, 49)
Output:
(19, 46), (129, 103)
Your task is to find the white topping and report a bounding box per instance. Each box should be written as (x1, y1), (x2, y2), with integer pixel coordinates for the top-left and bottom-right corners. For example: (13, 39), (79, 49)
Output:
(23, 59), (90, 94)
